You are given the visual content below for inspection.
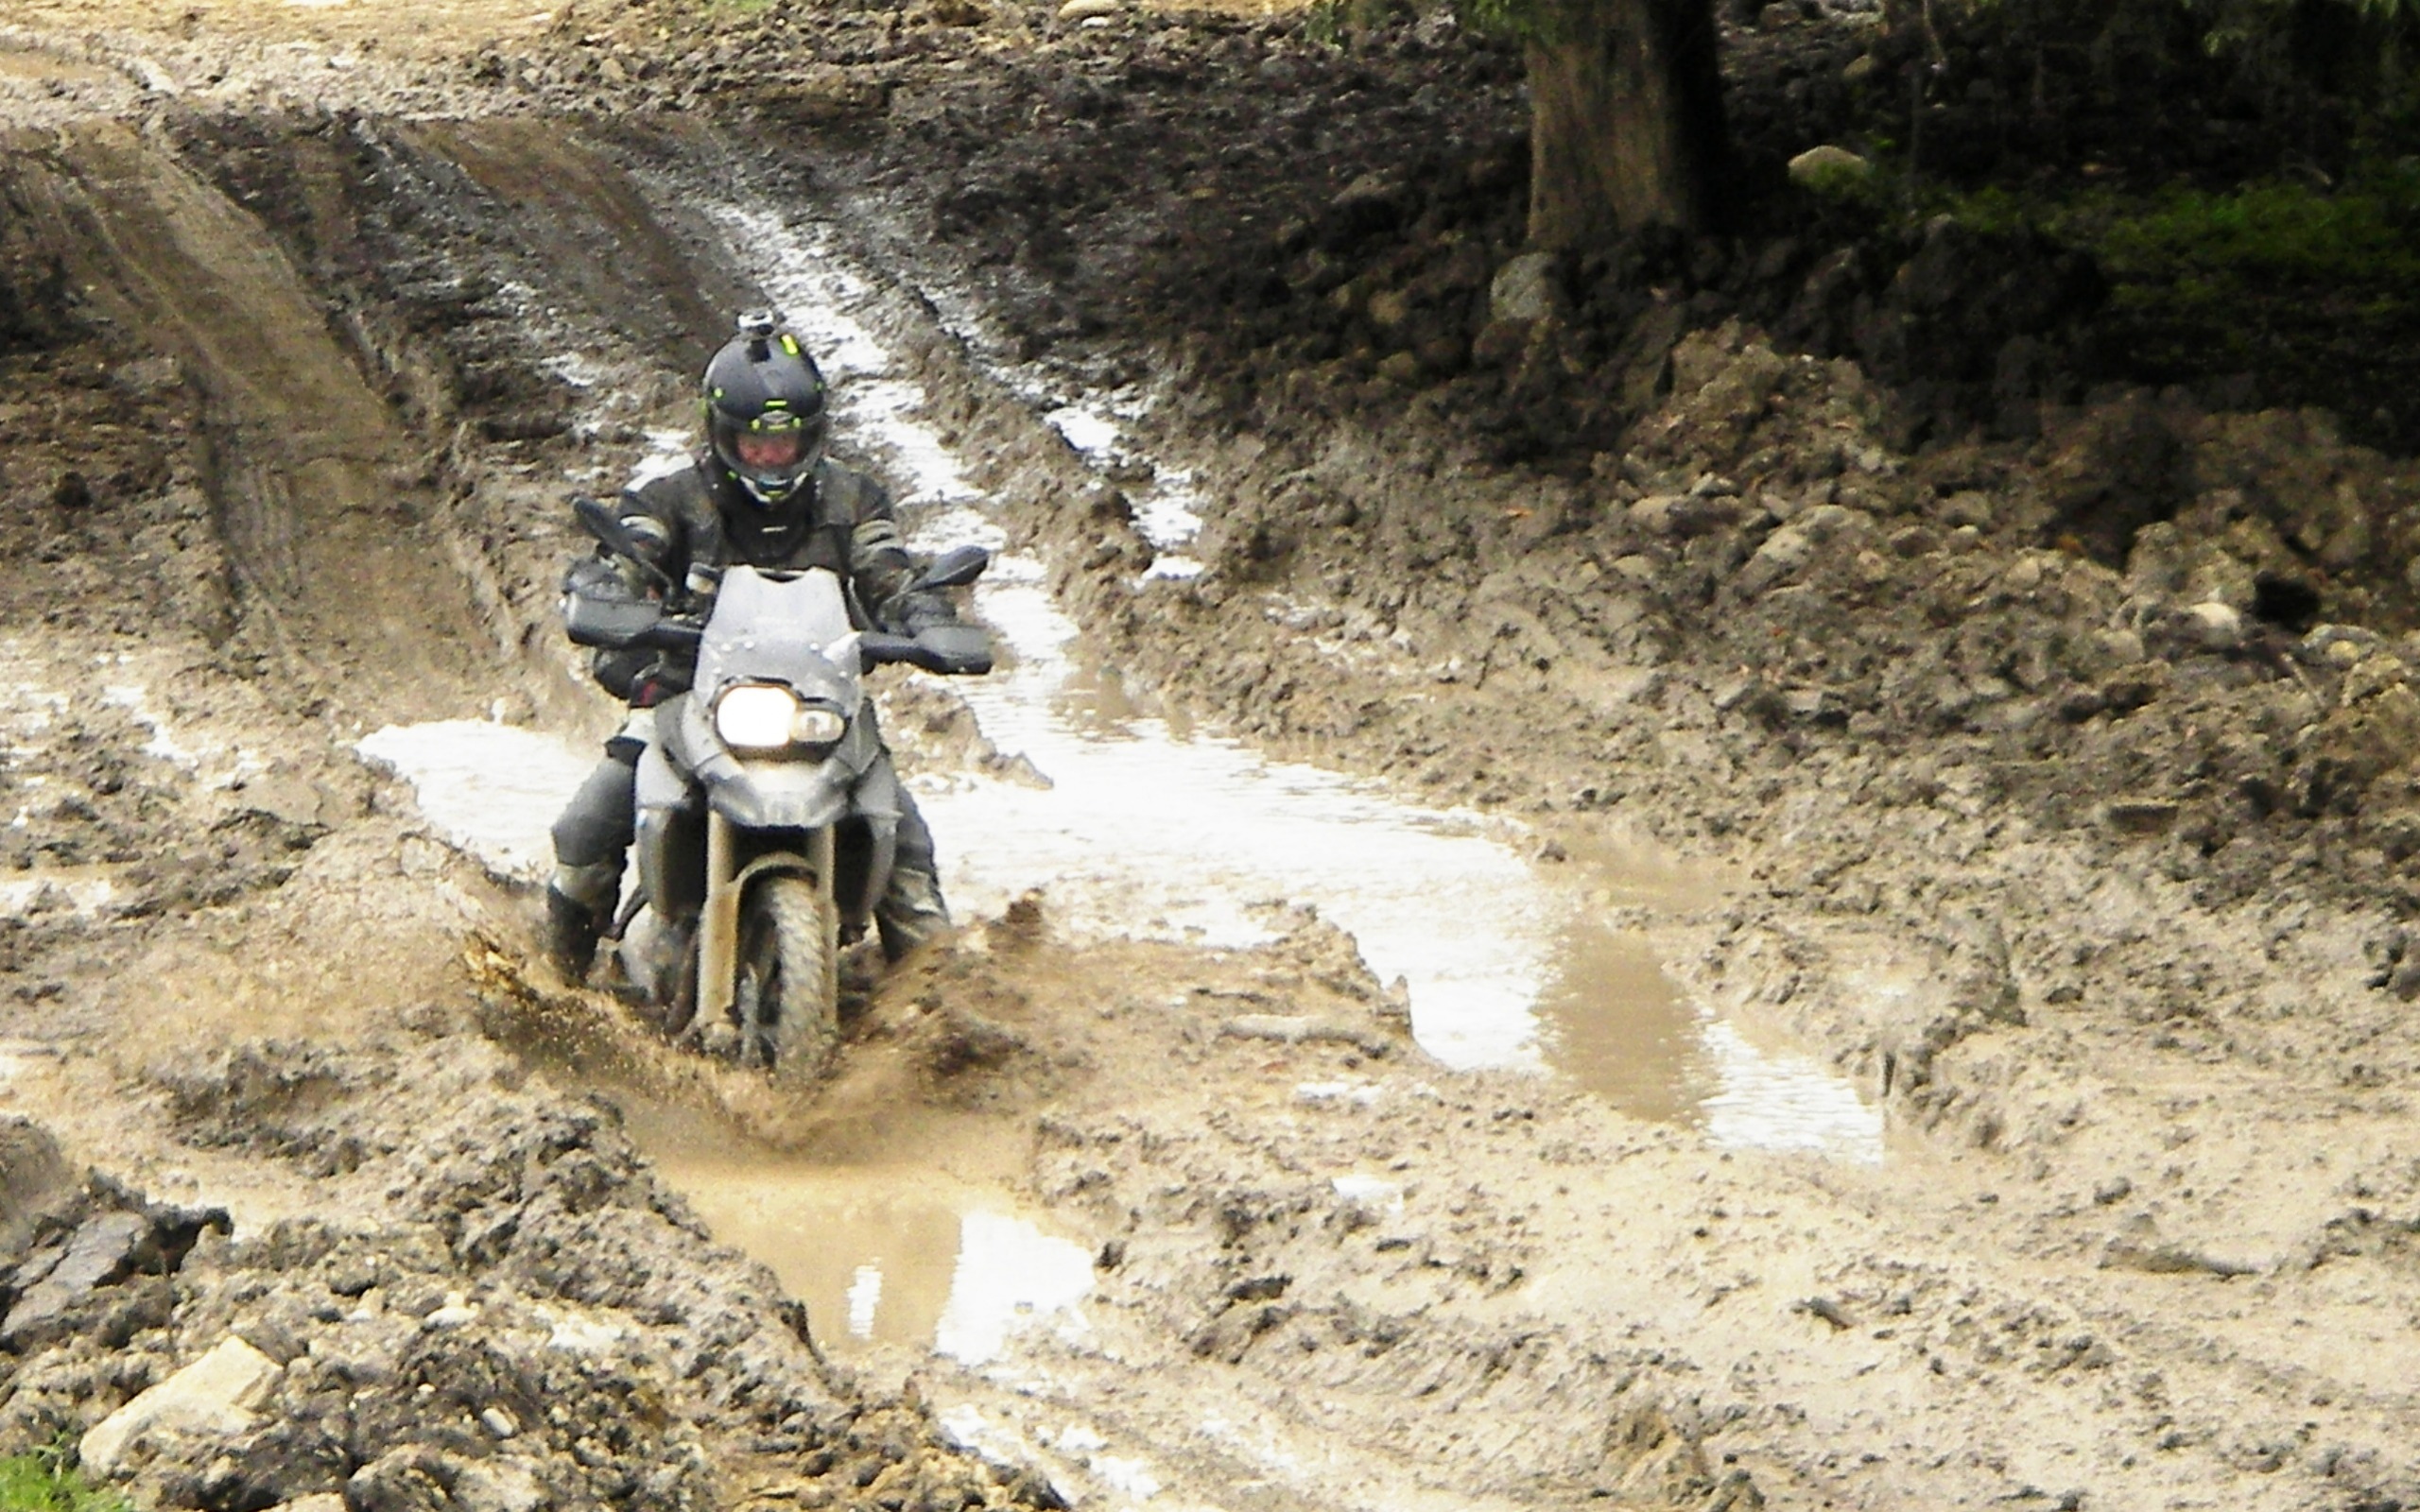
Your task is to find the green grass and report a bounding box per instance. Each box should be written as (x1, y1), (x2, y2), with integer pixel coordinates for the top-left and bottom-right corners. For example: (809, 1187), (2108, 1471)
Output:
(1934, 162), (2420, 312)
(2074, 176), (2420, 300)
(0, 1452), (135, 1512)
(1906, 161), (2420, 440)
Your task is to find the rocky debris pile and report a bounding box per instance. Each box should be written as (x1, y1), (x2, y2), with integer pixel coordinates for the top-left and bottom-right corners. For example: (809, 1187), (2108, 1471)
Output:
(1599, 328), (2420, 878)
(0, 1040), (1061, 1512)
(1, 1123), (227, 1362)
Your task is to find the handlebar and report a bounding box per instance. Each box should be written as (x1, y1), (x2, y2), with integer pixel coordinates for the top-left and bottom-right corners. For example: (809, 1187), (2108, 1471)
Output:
(860, 628), (994, 676)
(566, 494), (994, 673)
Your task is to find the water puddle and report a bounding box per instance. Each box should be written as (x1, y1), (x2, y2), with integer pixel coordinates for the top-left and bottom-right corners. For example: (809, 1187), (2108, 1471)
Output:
(675, 1170), (1093, 1362)
(623, 1105), (1094, 1362)
(361, 198), (1881, 1161)
(355, 720), (595, 883)
(916, 563), (1876, 1154)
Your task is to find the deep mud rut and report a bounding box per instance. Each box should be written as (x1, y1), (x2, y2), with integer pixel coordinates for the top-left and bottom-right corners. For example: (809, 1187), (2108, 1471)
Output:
(5, 3), (2420, 1510)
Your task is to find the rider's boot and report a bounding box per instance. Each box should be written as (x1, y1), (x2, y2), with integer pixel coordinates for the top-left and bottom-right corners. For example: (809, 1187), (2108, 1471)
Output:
(874, 863), (951, 963)
(544, 861), (620, 980)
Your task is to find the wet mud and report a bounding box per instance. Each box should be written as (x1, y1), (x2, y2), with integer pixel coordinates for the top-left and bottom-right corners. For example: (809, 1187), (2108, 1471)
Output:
(3, 3), (2420, 1511)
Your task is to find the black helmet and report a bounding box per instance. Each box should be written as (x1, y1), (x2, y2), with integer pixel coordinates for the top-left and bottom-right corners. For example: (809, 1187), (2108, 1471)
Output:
(702, 311), (829, 507)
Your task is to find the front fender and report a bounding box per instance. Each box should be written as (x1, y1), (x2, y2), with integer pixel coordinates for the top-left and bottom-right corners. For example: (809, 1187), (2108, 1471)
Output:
(707, 761), (855, 831)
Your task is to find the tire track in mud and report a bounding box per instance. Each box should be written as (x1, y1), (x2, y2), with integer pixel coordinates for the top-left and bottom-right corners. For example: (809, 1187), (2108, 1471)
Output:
(404, 116), (742, 370)
(13, 122), (488, 722)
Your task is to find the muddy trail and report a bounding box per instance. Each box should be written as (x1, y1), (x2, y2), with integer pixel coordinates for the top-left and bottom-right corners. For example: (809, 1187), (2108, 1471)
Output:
(4, 4), (2420, 1512)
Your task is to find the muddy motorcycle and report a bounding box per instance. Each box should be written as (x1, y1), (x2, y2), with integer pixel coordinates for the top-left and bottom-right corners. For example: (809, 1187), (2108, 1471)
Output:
(566, 498), (991, 1078)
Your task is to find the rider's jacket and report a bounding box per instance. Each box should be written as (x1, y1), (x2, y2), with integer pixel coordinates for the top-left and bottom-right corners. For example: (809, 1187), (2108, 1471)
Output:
(573, 452), (947, 703)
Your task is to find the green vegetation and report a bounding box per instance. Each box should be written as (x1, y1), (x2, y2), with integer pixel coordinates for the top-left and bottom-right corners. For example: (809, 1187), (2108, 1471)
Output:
(0, 1450), (133, 1512)
(2051, 171), (2419, 296)
(1922, 163), (2420, 438)
(1929, 163), (2420, 323)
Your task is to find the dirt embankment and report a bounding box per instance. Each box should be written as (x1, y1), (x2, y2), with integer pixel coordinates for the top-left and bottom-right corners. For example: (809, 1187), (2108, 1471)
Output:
(5, 3), (2420, 1510)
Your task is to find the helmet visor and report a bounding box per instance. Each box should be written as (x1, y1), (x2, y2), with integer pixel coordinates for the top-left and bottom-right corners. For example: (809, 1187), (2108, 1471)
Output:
(735, 427), (807, 472)
(712, 406), (823, 503)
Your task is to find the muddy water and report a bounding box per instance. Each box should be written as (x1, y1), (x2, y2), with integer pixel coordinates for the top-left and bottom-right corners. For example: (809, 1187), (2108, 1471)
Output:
(935, 575), (1876, 1154)
(355, 196), (1880, 1357)
(617, 1095), (1097, 1362)
(359, 197), (1880, 1161)
(356, 720), (594, 882)
(719, 201), (1878, 1157)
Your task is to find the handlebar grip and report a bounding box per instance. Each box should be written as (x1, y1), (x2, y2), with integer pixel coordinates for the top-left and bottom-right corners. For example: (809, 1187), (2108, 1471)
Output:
(916, 625), (994, 675)
(859, 630), (993, 675)
(637, 619), (704, 651)
(858, 632), (930, 672)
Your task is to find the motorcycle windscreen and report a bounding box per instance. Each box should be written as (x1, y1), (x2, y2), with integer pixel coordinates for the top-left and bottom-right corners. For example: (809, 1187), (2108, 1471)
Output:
(693, 566), (862, 712)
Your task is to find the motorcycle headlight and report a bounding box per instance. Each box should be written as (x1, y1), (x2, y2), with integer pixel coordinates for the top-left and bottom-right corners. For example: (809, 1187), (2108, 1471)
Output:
(790, 704), (847, 745)
(714, 684), (801, 750)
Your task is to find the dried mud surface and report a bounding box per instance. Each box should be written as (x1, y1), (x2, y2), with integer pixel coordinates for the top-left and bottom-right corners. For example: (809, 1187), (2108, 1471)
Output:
(3, 2), (2420, 1511)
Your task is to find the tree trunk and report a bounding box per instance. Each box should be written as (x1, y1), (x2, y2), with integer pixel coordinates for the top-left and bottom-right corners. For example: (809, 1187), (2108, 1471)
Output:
(1525, 0), (1732, 249)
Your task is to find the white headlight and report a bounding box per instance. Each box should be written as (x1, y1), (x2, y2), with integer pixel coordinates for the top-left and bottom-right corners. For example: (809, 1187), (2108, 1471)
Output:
(791, 705), (847, 745)
(715, 684), (800, 749)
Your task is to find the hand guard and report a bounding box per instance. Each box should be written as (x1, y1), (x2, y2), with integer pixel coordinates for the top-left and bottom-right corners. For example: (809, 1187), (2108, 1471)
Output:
(878, 590), (959, 638)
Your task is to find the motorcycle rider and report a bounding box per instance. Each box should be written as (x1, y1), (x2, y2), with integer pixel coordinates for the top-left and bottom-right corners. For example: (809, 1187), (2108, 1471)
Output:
(544, 311), (964, 979)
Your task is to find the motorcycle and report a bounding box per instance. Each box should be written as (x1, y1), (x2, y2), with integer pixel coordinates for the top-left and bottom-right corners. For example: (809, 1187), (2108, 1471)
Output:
(564, 497), (992, 1079)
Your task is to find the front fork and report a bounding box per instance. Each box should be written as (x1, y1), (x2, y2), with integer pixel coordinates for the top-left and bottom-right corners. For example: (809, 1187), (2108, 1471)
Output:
(696, 813), (835, 1026)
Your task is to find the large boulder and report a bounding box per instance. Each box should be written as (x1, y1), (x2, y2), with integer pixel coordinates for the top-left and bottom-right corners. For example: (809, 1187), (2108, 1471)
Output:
(79, 1334), (283, 1478)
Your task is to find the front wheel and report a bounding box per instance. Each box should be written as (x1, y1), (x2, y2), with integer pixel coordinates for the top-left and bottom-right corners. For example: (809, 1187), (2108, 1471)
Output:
(735, 874), (839, 1083)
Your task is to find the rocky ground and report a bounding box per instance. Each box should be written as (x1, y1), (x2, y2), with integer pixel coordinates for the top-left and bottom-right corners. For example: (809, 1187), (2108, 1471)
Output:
(5, 0), (2420, 1509)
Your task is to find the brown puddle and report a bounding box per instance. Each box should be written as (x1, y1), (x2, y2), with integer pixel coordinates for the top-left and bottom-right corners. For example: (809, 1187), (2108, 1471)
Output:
(657, 1162), (1094, 1361)
(615, 1097), (1096, 1363)
(1534, 922), (1709, 1127)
